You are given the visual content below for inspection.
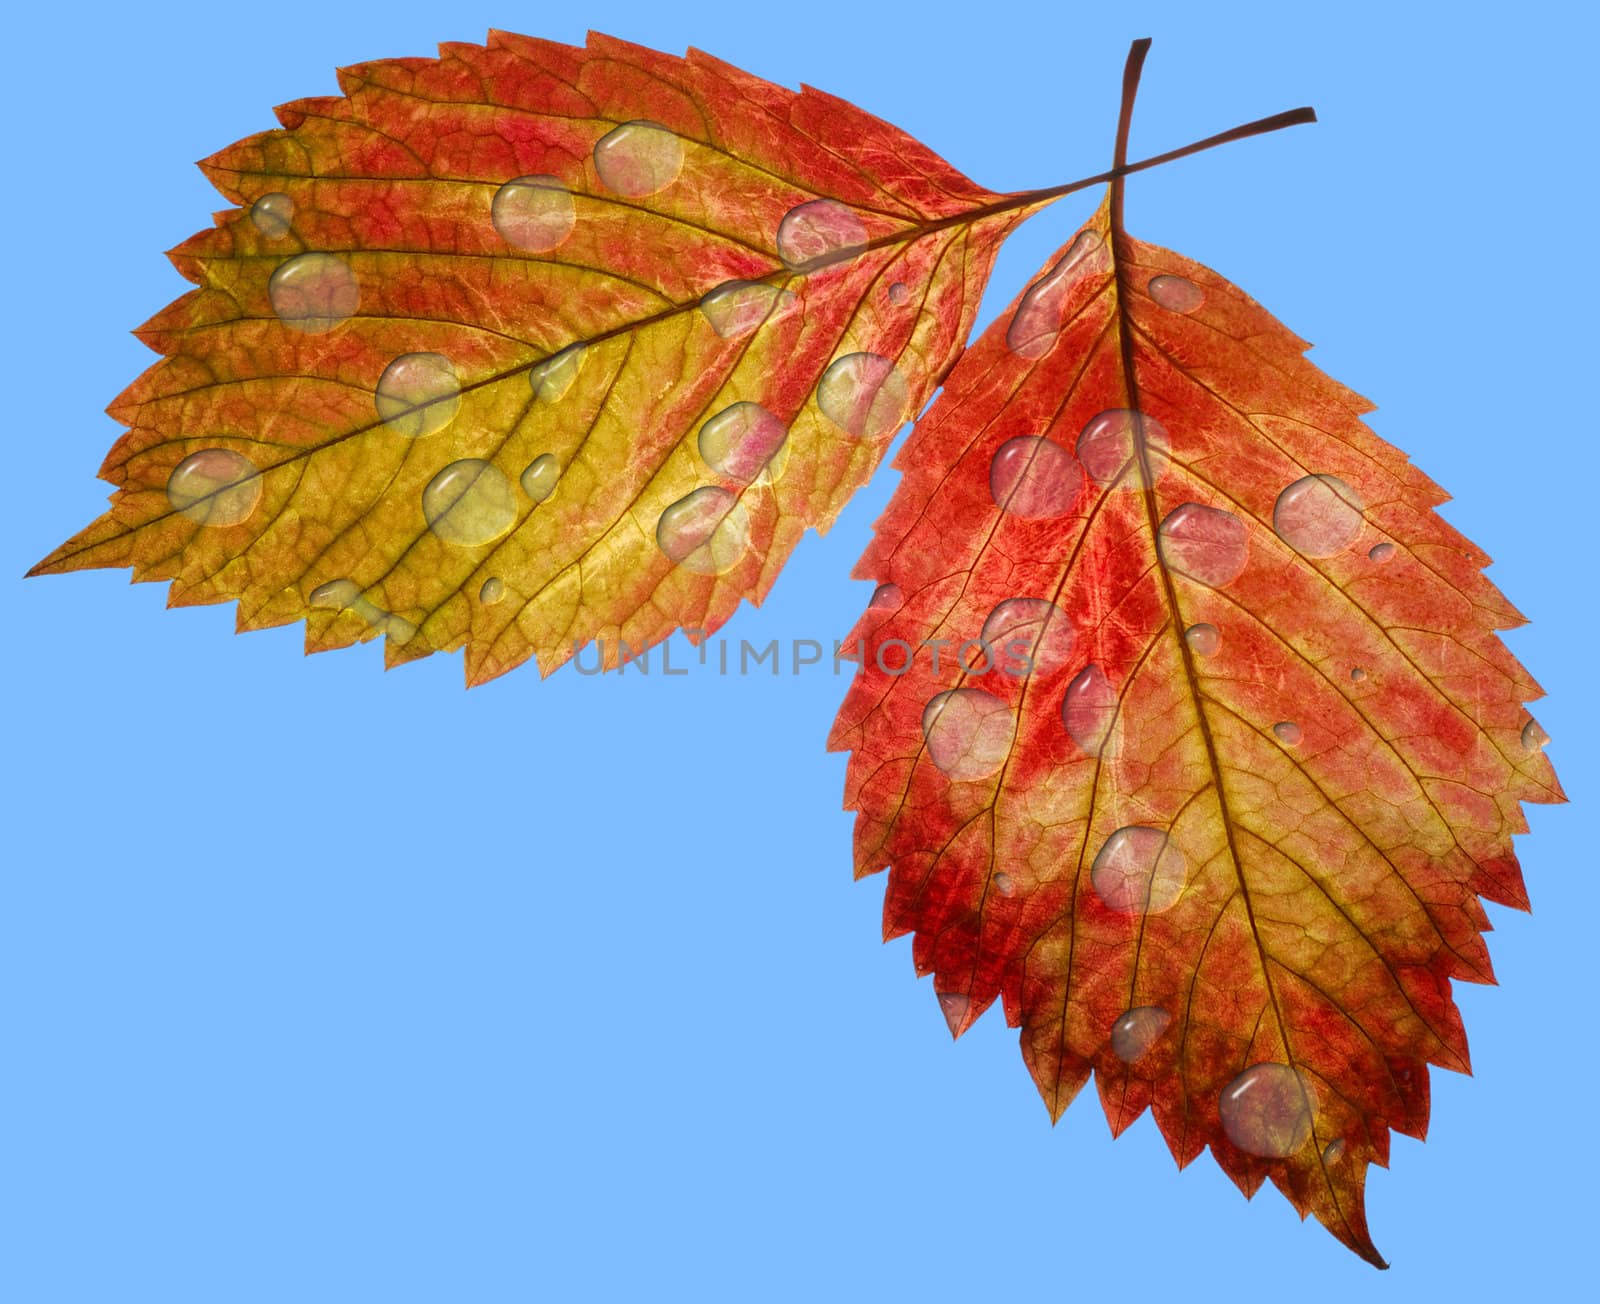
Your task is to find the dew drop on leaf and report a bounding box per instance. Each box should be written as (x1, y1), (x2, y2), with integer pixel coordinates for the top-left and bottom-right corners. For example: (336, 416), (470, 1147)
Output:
(1220, 1063), (1317, 1158)
(1322, 1138), (1346, 1166)
(1062, 663), (1118, 757)
(479, 576), (505, 605)
(981, 598), (1074, 677)
(491, 174), (576, 252)
(887, 281), (910, 305)
(699, 281), (797, 339)
(592, 120), (683, 196)
(1368, 541), (1396, 563)
(1521, 718), (1551, 753)
(1159, 503), (1249, 587)
(816, 352), (908, 438)
(1273, 721), (1304, 745)
(698, 402), (788, 482)
(1111, 1005), (1173, 1062)
(1091, 826), (1187, 914)
(989, 437), (1081, 518)
(268, 252), (359, 334)
(776, 198), (867, 268)
(375, 353), (462, 438)
(1147, 273), (1204, 313)
(993, 871), (1016, 897)
(249, 192), (294, 239)
(936, 991), (971, 1036)
(1350, 666), (1368, 682)
(309, 579), (361, 609)
(869, 582), (903, 609)
(921, 688), (1015, 780)
(519, 454), (560, 504)
(1076, 409), (1170, 488)
(1005, 229), (1105, 358)
(655, 486), (749, 573)
(1184, 622), (1221, 656)
(165, 449), (262, 526)
(529, 346), (584, 402)
(421, 459), (517, 547)
(1273, 474), (1365, 558)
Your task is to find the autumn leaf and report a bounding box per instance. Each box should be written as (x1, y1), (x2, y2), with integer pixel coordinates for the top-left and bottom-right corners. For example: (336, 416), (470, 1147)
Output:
(31, 30), (1079, 682)
(828, 42), (1563, 1265)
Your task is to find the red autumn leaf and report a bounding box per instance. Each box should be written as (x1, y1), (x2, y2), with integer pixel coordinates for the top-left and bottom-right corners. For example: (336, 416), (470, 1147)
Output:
(828, 44), (1563, 1266)
(31, 30), (1074, 682)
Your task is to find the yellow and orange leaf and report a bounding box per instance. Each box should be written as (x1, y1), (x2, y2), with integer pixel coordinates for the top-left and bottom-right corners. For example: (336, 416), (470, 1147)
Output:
(33, 30), (1060, 682)
(828, 63), (1562, 1263)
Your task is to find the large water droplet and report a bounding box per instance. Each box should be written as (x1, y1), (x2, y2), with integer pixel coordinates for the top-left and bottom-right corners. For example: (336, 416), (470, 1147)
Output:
(268, 252), (359, 334)
(1006, 230), (1105, 359)
(656, 486), (749, 574)
(1521, 718), (1551, 752)
(1147, 274), (1204, 313)
(776, 198), (867, 268)
(593, 120), (683, 196)
(491, 174), (576, 252)
(249, 192), (294, 239)
(816, 352), (908, 438)
(1076, 409), (1171, 488)
(1274, 474), (1365, 558)
(520, 453), (560, 504)
(422, 459), (517, 547)
(1062, 664), (1118, 757)
(988, 437), (1081, 518)
(1091, 826), (1187, 914)
(479, 576), (506, 605)
(1219, 1063), (1317, 1157)
(1159, 503), (1249, 587)
(166, 449), (262, 526)
(699, 280), (797, 339)
(1184, 623), (1221, 656)
(1368, 542), (1396, 564)
(698, 401), (788, 482)
(529, 345), (584, 402)
(1111, 1006), (1172, 1062)
(1273, 721), (1303, 746)
(375, 352), (461, 438)
(982, 598), (1074, 677)
(922, 688), (1015, 781)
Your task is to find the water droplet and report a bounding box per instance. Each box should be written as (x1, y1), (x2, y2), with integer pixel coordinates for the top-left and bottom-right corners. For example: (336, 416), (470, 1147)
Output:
(268, 252), (359, 333)
(1220, 1063), (1316, 1157)
(1076, 409), (1171, 488)
(491, 174), (576, 252)
(1147, 273), (1204, 313)
(1184, 623), (1221, 656)
(1368, 542), (1396, 563)
(1091, 826), (1187, 914)
(656, 486), (750, 574)
(776, 198), (867, 268)
(1521, 718), (1551, 753)
(166, 449), (262, 526)
(982, 598), (1074, 677)
(520, 453), (560, 504)
(1273, 721), (1303, 745)
(309, 579), (361, 610)
(816, 352), (909, 438)
(375, 352), (461, 438)
(307, 580), (412, 641)
(1350, 666), (1368, 682)
(887, 281), (910, 305)
(593, 120), (683, 196)
(698, 402), (788, 483)
(936, 992), (971, 1037)
(529, 345), (584, 402)
(1062, 664), (1118, 757)
(479, 576), (505, 605)
(1006, 230), (1105, 359)
(699, 280), (798, 339)
(989, 437), (1082, 518)
(1111, 1006), (1172, 1062)
(869, 582), (903, 609)
(249, 192), (294, 239)
(1322, 1138), (1346, 1166)
(1274, 474), (1365, 558)
(422, 459), (517, 547)
(921, 688), (1016, 780)
(1159, 503), (1249, 587)
(993, 871), (1016, 897)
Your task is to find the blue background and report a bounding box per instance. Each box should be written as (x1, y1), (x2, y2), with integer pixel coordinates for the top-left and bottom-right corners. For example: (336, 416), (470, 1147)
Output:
(4, 2), (1592, 1299)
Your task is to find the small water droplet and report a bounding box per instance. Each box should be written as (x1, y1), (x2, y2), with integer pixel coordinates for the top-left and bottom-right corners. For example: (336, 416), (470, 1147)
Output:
(166, 449), (262, 526)
(479, 576), (506, 605)
(593, 120), (683, 197)
(1159, 503), (1249, 587)
(921, 688), (1015, 780)
(993, 871), (1016, 897)
(989, 437), (1082, 518)
(249, 192), (294, 239)
(1062, 664), (1118, 757)
(529, 345), (584, 402)
(1184, 623), (1221, 656)
(1220, 1063), (1316, 1158)
(816, 352), (908, 438)
(699, 280), (798, 339)
(869, 582), (903, 609)
(309, 579), (361, 610)
(887, 281), (910, 305)
(1350, 666), (1368, 682)
(307, 580), (412, 641)
(982, 597), (1074, 677)
(1111, 1006), (1172, 1062)
(936, 991), (971, 1037)
(1076, 409), (1171, 488)
(1322, 1138), (1346, 1166)
(656, 486), (750, 574)
(776, 198), (867, 268)
(1091, 826), (1187, 914)
(268, 252), (359, 334)
(1368, 542), (1396, 563)
(375, 352), (461, 438)
(422, 459), (517, 547)
(698, 402), (788, 482)
(1521, 718), (1551, 753)
(1147, 273), (1204, 313)
(1274, 474), (1365, 558)
(1273, 721), (1303, 745)
(1006, 230), (1105, 358)
(519, 453), (560, 504)
(491, 174), (576, 252)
